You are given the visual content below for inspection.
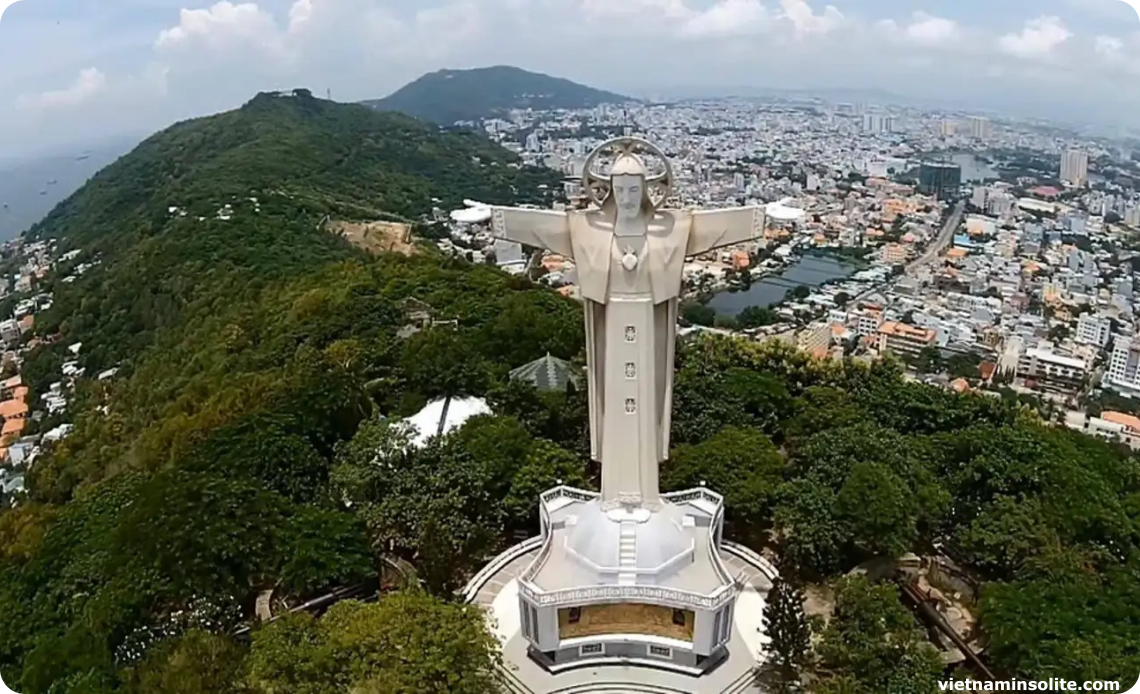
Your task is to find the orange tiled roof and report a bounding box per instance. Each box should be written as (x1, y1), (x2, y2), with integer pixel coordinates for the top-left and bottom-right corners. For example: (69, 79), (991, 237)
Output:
(0, 400), (28, 419)
(3, 375), (21, 389)
(2, 418), (25, 436)
(1102, 411), (1140, 433)
(10, 386), (27, 402)
(879, 321), (936, 342)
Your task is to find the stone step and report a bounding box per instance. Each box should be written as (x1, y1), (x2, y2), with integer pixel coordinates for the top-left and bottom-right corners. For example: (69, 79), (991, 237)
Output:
(618, 520), (638, 585)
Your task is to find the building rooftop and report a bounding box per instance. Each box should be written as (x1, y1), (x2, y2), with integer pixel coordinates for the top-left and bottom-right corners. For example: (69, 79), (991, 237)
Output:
(525, 490), (736, 598)
(510, 353), (580, 393)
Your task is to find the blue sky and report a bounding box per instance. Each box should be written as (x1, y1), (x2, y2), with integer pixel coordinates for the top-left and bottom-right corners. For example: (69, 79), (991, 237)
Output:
(0, 0), (1139, 157)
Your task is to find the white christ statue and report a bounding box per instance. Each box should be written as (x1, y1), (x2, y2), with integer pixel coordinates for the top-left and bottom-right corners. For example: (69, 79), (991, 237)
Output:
(462, 137), (765, 509)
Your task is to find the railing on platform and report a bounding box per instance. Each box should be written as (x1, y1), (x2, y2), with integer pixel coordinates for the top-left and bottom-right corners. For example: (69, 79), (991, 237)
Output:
(461, 536), (544, 603)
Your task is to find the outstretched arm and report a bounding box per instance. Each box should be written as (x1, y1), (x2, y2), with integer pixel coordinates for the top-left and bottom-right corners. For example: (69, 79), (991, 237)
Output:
(687, 206), (766, 256)
(490, 206), (574, 258)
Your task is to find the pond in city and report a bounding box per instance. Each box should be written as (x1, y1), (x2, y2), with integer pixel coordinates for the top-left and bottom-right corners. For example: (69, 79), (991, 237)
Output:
(708, 254), (857, 316)
(950, 153), (999, 182)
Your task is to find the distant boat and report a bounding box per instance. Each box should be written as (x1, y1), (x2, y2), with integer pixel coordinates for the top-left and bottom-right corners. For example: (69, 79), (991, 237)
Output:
(47, 179), (57, 185)
(75, 154), (90, 161)
(39, 191), (46, 196)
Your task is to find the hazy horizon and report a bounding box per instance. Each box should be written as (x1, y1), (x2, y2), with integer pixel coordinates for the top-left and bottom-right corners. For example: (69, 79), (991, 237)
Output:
(1, 0), (1139, 158)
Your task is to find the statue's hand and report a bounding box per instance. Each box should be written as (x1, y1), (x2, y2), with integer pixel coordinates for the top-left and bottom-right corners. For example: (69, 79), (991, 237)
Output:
(450, 200), (493, 224)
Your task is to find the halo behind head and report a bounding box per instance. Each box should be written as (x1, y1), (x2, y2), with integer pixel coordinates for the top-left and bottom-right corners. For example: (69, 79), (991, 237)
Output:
(610, 153), (649, 177)
(582, 137), (674, 208)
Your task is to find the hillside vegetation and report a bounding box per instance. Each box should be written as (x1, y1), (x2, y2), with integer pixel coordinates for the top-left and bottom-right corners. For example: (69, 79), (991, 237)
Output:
(26, 89), (561, 384)
(365, 65), (632, 124)
(0, 90), (577, 693)
(0, 88), (1137, 693)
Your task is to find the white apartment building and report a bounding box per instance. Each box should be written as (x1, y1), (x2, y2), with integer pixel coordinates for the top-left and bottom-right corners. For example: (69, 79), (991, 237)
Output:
(1017, 348), (1088, 395)
(0, 319), (18, 345)
(1076, 314), (1112, 348)
(856, 308), (884, 337)
(1125, 205), (1140, 228)
(971, 187), (988, 209)
(1060, 149), (1089, 188)
(967, 116), (992, 140)
(862, 114), (896, 134)
(1108, 337), (1140, 397)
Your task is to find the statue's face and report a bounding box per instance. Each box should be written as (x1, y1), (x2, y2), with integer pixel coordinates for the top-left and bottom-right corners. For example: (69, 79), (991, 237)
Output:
(612, 174), (643, 222)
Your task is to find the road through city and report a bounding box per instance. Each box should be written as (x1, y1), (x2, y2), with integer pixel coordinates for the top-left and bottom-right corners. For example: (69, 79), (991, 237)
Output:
(851, 198), (966, 304)
(907, 199), (967, 276)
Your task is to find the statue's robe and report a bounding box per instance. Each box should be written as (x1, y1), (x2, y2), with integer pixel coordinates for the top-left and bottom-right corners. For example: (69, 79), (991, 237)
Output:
(490, 203), (766, 503)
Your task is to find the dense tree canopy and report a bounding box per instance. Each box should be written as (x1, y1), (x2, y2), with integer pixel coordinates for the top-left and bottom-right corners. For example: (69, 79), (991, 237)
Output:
(246, 593), (500, 694)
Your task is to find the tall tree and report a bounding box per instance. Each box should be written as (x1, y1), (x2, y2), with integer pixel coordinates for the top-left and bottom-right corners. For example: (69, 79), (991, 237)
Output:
(817, 576), (943, 693)
(757, 576), (813, 693)
(246, 593), (501, 694)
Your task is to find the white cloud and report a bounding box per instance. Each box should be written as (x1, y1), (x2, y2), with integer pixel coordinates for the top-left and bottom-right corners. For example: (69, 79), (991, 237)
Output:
(1095, 35), (1124, 54)
(904, 12), (958, 45)
(580, 0), (691, 20)
(680, 0), (770, 39)
(17, 67), (107, 111)
(778, 0), (842, 38)
(999, 16), (1072, 58)
(877, 12), (960, 47)
(155, 1), (283, 55)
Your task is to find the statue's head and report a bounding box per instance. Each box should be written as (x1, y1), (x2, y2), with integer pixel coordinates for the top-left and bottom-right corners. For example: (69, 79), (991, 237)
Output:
(608, 153), (653, 224)
(582, 137), (673, 227)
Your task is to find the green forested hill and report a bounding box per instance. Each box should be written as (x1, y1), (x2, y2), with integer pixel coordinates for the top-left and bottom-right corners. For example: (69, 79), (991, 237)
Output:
(21, 89), (574, 496)
(0, 90), (578, 692)
(27, 89), (561, 373)
(364, 65), (632, 124)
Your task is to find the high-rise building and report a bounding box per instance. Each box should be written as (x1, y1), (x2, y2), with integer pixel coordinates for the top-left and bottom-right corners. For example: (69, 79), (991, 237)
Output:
(918, 162), (962, 199)
(1060, 149), (1089, 187)
(525, 131), (542, 152)
(1125, 205), (1140, 227)
(1076, 314), (1112, 348)
(1108, 337), (1140, 397)
(971, 186), (988, 209)
(967, 117), (992, 140)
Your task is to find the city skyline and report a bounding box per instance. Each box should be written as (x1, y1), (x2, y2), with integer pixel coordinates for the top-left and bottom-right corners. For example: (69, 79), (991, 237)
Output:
(2, 0), (1140, 157)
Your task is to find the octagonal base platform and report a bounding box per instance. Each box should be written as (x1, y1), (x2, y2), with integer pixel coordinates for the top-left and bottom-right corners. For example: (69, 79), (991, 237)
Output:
(465, 539), (776, 693)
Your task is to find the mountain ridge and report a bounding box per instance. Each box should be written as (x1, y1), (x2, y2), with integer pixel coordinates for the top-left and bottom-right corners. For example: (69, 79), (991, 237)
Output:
(364, 65), (633, 124)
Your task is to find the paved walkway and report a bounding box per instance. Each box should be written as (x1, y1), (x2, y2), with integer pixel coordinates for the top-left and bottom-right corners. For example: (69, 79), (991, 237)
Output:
(473, 546), (770, 694)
